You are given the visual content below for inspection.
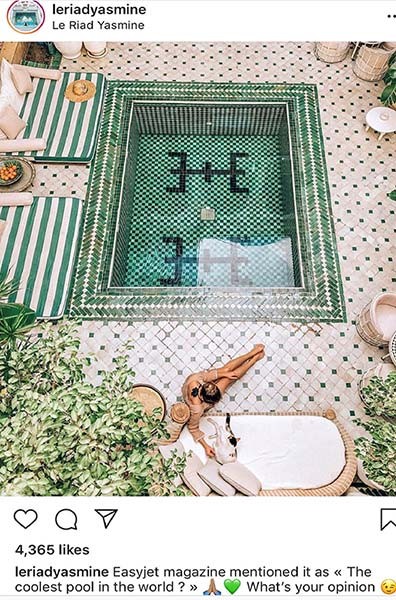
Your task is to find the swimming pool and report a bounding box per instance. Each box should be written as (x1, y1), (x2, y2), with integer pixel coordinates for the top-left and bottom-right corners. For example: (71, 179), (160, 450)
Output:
(110, 102), (303, 290)
(71, 81), (345, 321)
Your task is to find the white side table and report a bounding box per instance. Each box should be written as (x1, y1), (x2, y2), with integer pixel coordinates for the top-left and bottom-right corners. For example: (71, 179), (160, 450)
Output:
(365, 106), (396, 141)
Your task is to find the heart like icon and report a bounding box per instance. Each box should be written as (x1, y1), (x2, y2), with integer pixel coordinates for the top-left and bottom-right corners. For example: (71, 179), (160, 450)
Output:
(14, 509), (38, 529)
(224, 579), (241, 595)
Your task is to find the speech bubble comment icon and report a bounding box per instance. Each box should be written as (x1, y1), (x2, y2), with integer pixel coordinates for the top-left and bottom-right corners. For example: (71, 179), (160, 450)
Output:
(55, 509), (78, 531)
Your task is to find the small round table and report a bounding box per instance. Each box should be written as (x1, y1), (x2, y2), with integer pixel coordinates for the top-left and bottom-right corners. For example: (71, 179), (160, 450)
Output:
(365, 107), (396, 141)
(0, 156), (36, 193)
(129, 384), (166, 421)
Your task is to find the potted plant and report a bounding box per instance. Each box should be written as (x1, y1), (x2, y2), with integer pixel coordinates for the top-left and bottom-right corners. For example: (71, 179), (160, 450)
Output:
(0, 321), (187, 496)
(359, 370), (396, 418)
(358, 363), (395, 403)
(355, 419), (396, 492)
(380, 52), (396, 107)
(355, 370), (396, 492)
(53, 42), (83, 60)
(84, 42), (107, 58)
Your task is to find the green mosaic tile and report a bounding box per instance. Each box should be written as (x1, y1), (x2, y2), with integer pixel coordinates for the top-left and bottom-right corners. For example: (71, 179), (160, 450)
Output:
(70, 81), (346, 322)
(124, 133), (290, 288)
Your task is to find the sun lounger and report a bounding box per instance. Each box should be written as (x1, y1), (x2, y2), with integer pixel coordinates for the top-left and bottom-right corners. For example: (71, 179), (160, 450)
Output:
(0, 196), (82, 318)
(8, 72), (106, 163)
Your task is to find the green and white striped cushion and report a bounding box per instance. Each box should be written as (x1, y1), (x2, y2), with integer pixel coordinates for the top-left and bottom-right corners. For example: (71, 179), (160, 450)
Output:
(13, 72), (106, 163)
(0, 196), (82, 319)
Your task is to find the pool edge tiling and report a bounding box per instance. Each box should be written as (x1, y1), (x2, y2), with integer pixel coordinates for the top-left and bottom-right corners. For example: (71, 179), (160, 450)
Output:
(70, 81), (346, 322)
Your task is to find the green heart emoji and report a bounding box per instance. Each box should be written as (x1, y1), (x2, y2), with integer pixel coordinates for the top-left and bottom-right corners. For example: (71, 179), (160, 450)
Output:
(224, 579), (241, 595)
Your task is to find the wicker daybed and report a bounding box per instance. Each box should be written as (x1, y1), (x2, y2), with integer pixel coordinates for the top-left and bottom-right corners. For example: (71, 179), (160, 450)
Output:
(177, 409), (357, 497)
(255, 410), (357, 496)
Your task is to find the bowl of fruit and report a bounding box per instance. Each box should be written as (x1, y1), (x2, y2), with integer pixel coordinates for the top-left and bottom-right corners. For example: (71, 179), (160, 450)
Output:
(0, 160), (23, 186)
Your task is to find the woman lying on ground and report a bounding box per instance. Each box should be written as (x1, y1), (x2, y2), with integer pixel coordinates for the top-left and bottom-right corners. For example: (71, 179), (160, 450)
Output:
(182, 345), (265, 457)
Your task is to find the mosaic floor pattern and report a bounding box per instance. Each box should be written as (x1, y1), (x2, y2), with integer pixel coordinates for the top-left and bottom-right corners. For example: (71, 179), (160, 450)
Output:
(27, 42), (395, 445)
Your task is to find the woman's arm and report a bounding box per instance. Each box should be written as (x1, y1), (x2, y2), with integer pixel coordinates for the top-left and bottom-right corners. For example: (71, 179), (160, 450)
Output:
(198, 438), (216, 458)
(186, 394), (206, 441)
(186, 382), (216, 457)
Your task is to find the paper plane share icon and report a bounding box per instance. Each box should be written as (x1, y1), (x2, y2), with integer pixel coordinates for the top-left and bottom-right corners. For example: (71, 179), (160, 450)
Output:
(95, 509), (118, 530)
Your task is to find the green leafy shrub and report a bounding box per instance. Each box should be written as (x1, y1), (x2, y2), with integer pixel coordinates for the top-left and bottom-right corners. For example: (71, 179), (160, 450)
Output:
(360, 372), (396, 418)
(0, 322), (186, 496)
(0, 274), (36, 348)
(355, 418), (396, 492)
(0, 302), (36, 347)
(381, 52), (396, 107)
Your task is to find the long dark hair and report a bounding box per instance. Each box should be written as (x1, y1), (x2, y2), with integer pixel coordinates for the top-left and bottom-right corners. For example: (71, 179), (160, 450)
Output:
(200, 382), (221, 404)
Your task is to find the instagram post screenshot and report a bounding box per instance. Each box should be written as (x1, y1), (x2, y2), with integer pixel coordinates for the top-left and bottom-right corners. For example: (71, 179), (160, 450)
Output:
(0, 0), (395, 598)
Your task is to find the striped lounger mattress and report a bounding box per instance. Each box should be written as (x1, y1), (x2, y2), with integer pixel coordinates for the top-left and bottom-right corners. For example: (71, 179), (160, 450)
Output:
(0, 196), (82, 319)
(13, 72), (106, 163)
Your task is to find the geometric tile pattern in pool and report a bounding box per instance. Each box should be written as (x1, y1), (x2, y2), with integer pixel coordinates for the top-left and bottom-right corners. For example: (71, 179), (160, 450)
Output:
(70, 81), (346, 322)
(125, 134), (290, 288)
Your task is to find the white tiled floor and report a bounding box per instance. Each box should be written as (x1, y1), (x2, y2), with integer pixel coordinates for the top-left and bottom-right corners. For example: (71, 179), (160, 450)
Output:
(32, 42), (396, 440)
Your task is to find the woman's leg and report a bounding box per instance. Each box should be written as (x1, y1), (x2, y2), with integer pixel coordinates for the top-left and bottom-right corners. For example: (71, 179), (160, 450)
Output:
(216, 349), (264, 395)
(220, 344), (264, 373)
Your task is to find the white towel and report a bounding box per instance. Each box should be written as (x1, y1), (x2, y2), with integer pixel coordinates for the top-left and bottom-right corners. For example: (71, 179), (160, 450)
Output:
(15, 65), (61, 81)
(0, 193), (33, 206)
(0, 138), (46, 152)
